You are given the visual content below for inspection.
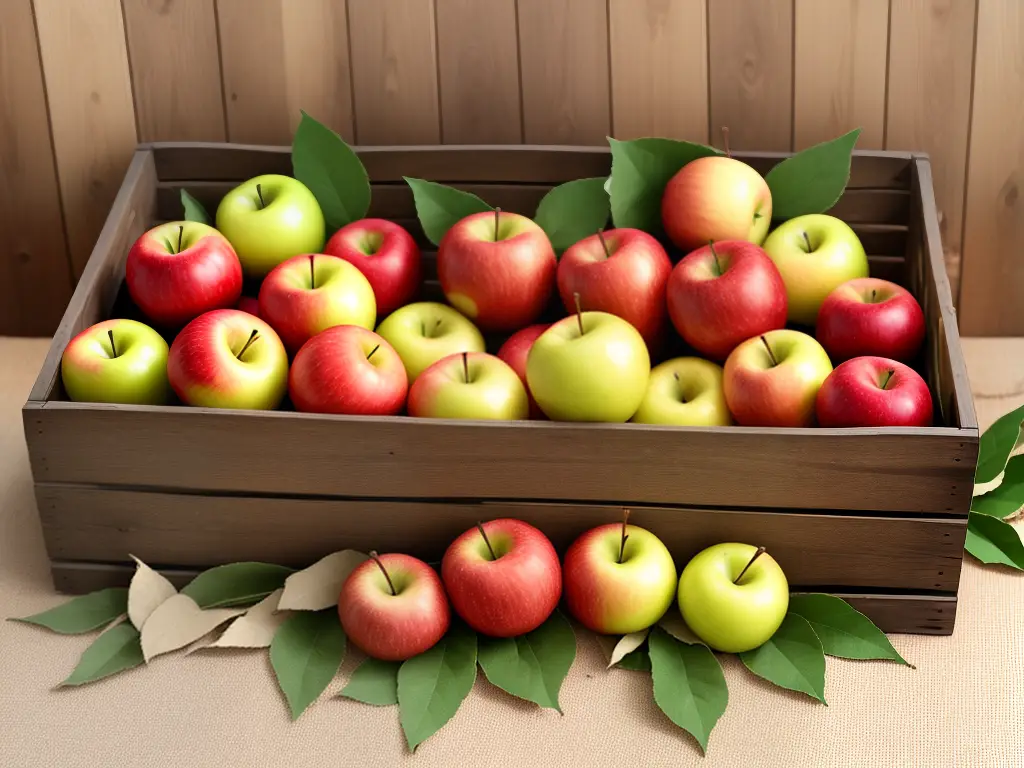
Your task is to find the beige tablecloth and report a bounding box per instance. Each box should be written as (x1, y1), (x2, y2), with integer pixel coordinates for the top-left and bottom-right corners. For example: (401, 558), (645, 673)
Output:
(1, 337), (1022, 768)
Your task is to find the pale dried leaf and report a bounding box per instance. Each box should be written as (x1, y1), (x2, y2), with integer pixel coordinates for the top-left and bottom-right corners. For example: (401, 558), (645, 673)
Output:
(140, 594), (244, 662)
(278, 550), (368, 611)
(127, 556), (177, 630)
(209, 589), (290, 649)
(975, 472), (1005, 497)
(608, 629), (649, 668)
(659, 610), (705, 646)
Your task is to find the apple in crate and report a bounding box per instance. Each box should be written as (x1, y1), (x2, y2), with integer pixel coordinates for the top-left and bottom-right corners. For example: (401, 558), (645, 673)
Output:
(816, 356), (933, 428)
(339, 552), (450, 661)
(632, 357), (733, 427)
(437, 210), (556, 332)
(376, 301), (485, 382)
(216, 174), (326, 278)
(816, 277), (926, 363)
(126, 221), (242, 328)
(167, 309), (289, 410)
(408, 352), (528, 421)
(497, 323), (550, 419)
(61, 318), (170, 405)
(441, 519), (561, 637)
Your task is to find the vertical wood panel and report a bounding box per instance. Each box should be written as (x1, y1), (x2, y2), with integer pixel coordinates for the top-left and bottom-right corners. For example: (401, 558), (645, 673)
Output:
(793, 0), (889, 149)
(517, 0), (611, 145)
(708, 0), (794, 151)
(34, 0), (137, 278)
(348, 0), (440, 145)
(608, 0), (709, 142)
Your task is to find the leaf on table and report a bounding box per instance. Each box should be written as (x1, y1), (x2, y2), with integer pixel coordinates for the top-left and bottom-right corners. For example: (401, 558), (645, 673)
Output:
(403, 177), (493, 246)
(787, 594), (910, 666)
(739, 613), (827, 703)
(964, 511), (1024, 570)
(61, 622), (144, 687)
(973, 455), (1024, 519)
(278, 550), (367, 612)
(180, 562), (293, 609)
(207, 589), (289, 649)
(180, 189), (209, 224)
(339, 657), (401, 706)
(616, 645), (652, 672)
(648, 627), (728, 754)
(534, 177), (610, 253)
(270, 609), (347, 720)
(765, 128), (861, 220)
(658, 609), (706, 646)
(291, 110), (370, 230)
(975, 403), (1024, 486)
(608, 628), (649, 668)
(10, 587), (127, 635)
(127, 556), (177, 631)
(140, 594), (243, 662)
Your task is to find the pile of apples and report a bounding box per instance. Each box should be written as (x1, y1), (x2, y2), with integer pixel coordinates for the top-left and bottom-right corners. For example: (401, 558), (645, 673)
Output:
(61, 154), (933, 429)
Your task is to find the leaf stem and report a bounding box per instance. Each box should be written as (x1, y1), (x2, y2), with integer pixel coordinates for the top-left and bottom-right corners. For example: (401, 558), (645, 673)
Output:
(573, 292), (585, 336)
(369, 551), (397, 596)
(618, 509), (631, 564)
(476, 522), (498, 561)
(596, 230), (612, 259)
(734, 546), (767, 584)
(237, 329), (260, 360)
(107, 330), (117, 358)
(760, 335), (779, 367)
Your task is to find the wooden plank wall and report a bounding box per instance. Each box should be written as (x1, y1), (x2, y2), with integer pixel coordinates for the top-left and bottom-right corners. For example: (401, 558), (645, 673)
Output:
(3, 0), (1021, 336)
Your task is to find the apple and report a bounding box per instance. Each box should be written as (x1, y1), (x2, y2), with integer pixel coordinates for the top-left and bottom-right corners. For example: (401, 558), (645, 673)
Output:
(762, 213), (869, 326)
(376, 301), (486, 382)
(526, 310), (650, 423)
(632, 357), (733, 427)
(60, 318), (170, 405)
(236, 296), (262, 319)
(816, 277), (926, 363)
(167, 309), (289, 410)
(339, 552), (450, 661)
(437, 209), (557, 332)
(677, 543), (789, 653)
(126, 221), (242, 328)
(258, 253), (376, 354)
(324, 218), (422, 317)
(289, 326), (407, 415)
(723, 329), (833, 427)
(556, 229), (672, 346)
(666, 240), (787, 361)
(408, 352), (528, 421)
(496, 323), (550, 419)
(441, 519), (561, 637)
(215, 174), (326, 278)
(562, 519), (677, 634)
(661, 156), (772, 253)
(816, 356), (933, 428)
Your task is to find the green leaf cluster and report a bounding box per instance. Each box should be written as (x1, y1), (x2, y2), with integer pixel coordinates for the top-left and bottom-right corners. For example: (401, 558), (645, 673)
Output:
(967, 403), (1024, 569)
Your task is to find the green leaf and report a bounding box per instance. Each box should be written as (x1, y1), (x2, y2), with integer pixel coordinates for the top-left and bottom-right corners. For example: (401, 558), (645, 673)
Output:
(181, 562), (293, 609)
(403, 177), (492, 246)
(10, 588), (127, 635)
(787, 594), (909, 665)
(607, 137), (720, 233)
(615, 644), (652, 672)
(739, 613), (827, 703)
(339, 657), (400, 706)
(965, 511), (1024, 570)
(765, 128), (861, 220)
(973, 455), (1024, 519)
(180, 189), (209, 224)
(534, 177), (610, 253)
(398, 623), (477, 752)
(270, 609), (347, 720)
(291, 111), (370, 230)
(976, 403), (1024, 485)
(648, 627), (728, 754)
(477, 610), (575, 712)
(61, 623), (144, 686)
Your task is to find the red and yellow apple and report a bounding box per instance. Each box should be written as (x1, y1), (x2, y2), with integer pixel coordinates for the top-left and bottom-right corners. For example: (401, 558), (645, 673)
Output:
(376, 301), (485, 383)
(60, 318), (170, 405)
(407, 352), (528, 421)
(816, 277), (926, 363)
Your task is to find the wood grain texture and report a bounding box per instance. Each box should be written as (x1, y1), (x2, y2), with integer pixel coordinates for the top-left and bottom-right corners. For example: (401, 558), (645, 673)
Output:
(608, 0), (709, 142)
(794, 0), (889, 149)
(516, 0), (611, 144)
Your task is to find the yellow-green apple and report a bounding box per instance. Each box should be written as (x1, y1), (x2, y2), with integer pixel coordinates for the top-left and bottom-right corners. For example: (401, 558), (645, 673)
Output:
(437, 210), (556, 332)
(289, 326), (407, 415)
(632, 357), (733, 427)
(258, 253), (376, 354)
(762, 213), (869, 326)
(816, 356), (933, 428)
(556, 229), (672, 347)
(526, 310), (650, 422)
(816, 277), (926, 363)
(408, 352), (528, 421)
(126, 221), (242, 328)
(338, 552), (450, 661)
(167, 309), (289, 410)
(324, 218), (422, 317)
(376, 301), (486, 382)
(441, 519), (561, 637)
(562, 519), (677, 634)
(666, 240), (787, 361)
(677, 542), (789, 653)
(60, 318), (170, 405)
(236, 296), (261, 318)
(723, 330), (833, 427)
(661, 156), (772, 252)
(496, 323), (550, 419)
(215, 174), (326, 278)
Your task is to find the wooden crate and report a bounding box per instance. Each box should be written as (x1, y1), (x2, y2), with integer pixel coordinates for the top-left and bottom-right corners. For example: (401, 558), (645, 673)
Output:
(23, 143), (978, 635)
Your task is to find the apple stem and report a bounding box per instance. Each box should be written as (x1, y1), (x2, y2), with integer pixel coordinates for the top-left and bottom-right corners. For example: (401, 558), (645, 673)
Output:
(309, 254), (316, 290)
(673, 371), (687, 403)
(881, 369), (895, 390)
(369, 551), (397, 596)
(618, 509), (631, 564)
(476, 521), (498, 561)
(494, 207), (501, 241)
(462, 351), (470, 384)
(596, 230), (612, 259)
(176, 224), (184, 254)
(256, 183), (265, 210)
(721, 126), (731, 157)
(734, 546), (767, 584)
(236, 329), (259, 360)
(802, 231), (813, 253)
(107, 329), (117, 359)
(708, 240), (722, 276)
(367, 344), (380, 361)
(573, 292), (585, 336)
(871, 289), (877, 303)
(759, 335), (779, 367)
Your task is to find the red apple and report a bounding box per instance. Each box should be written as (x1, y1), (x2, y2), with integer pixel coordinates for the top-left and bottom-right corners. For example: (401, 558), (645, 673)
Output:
(816, 356), (933, 428)
(324, 218), (422, 317)
(126, 221), (242, 328)
(667, 240), (787, 361)
(236, 296), (262, 319)
(437, 210), (556, 332)
(496, 323), (550, 419)
(289, 326), (408, 415)
(338, 552), (450, 661)
(441, 519), (561, 637)
(816, 277), (926, 363)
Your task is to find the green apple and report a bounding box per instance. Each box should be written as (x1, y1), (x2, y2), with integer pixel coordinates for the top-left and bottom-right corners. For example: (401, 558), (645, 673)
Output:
(215, 174), (326, 278)
(632, 357), (733, 426)
(376, 302), (486, 383)
(61, 318), (170, 404)
(526, 310), (650, 422)
(408, 352), (529, 421)
(762, 213), (869, 326)
(677, 542), (789, 653)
